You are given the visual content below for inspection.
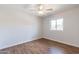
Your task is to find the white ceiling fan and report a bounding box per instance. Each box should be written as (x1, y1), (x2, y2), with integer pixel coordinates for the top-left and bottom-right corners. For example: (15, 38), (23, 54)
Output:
(23, 4), (54, 16)
(36, 4), (53, 15)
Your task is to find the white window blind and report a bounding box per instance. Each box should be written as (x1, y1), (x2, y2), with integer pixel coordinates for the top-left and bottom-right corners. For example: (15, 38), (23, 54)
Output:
(50, 17), (63, 31)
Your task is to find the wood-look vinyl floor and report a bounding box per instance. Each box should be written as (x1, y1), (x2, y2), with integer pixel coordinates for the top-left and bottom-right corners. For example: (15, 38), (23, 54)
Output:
(0, 38), (79, 54)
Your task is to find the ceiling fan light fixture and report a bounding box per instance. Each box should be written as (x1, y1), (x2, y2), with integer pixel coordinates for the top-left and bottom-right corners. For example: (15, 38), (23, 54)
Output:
(38, 11), (44, 15)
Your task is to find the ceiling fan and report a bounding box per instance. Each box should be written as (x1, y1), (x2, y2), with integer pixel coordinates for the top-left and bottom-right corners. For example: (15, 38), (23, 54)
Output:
(24, 4), (53, 16)
(37, 4), (53, 15)
(37, 4), (53, 11)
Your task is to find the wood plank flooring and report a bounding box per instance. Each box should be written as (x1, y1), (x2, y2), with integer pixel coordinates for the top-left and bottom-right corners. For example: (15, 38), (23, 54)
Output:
(0, 38), (79, 54)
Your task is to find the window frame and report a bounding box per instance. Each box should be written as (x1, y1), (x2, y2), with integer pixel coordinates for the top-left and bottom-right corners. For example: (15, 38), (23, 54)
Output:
(50, 17), (63, 31)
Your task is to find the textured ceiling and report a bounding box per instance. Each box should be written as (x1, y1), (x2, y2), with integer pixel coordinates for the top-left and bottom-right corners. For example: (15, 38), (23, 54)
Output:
(0, 4), (79, 16)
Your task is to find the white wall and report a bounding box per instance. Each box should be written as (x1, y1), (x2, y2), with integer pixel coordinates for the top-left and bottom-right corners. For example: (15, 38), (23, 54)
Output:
(1, 5), (79, 49)
(0, 5), (42, 49)
(43, 7), (79, 47)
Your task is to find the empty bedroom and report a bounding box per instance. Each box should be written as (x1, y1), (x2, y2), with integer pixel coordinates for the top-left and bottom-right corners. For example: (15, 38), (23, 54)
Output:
(0, 4), (79, 54)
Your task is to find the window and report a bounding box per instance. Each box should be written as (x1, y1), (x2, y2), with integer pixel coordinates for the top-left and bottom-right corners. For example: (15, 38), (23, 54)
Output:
(50, 17), (63, 31)
(51, 20), (56, 30)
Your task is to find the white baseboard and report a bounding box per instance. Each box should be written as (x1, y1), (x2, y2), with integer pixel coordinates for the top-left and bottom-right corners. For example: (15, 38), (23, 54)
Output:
(0, 37), (40, 50)
(43, 37), (79, 48)
(1, 36), (79, 50)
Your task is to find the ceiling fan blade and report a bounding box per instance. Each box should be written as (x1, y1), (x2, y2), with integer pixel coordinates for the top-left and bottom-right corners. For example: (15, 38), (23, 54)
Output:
(46, 8), (53, 11)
